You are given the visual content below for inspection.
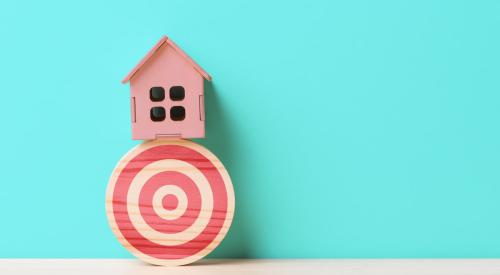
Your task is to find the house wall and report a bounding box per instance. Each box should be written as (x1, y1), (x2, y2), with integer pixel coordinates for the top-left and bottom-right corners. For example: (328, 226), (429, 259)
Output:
(129, 43), (205, 140)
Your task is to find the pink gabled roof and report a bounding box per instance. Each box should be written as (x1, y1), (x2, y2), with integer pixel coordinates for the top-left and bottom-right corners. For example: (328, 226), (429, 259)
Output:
(121, 35), (212, 84)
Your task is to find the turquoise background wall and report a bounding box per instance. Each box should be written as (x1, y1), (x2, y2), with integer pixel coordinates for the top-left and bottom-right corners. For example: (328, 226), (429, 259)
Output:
(1, 0), (499, 258)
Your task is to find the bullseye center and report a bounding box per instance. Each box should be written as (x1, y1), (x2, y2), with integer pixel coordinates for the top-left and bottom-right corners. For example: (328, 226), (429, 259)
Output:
(162, 194), (178, 211)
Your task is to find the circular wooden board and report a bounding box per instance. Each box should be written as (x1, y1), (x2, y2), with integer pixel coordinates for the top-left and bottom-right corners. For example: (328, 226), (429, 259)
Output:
(105, 139), (235, 266)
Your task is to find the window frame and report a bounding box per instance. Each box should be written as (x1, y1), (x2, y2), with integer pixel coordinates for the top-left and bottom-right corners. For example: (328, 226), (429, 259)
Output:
(169, 86), (185, 101)
(150, 106), (166, 122)
(149, 87), (165, 102)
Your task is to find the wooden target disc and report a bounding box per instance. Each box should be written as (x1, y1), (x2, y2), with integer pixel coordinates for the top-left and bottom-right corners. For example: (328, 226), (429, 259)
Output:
(105, 139), (235, 266)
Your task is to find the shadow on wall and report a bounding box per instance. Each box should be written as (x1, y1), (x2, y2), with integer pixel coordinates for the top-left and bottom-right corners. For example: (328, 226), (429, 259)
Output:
(196, 81), (254, 258)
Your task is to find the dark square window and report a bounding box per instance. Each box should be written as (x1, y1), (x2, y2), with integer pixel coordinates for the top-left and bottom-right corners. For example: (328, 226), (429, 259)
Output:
(170, 106), (185, 121)
(150, 87), (165, 101)
(150, 107), (166, 121)
(170, 86), (185, 101)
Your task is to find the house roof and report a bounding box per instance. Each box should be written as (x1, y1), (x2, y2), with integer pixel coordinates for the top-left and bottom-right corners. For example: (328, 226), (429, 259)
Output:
(121, 35), (212, 83)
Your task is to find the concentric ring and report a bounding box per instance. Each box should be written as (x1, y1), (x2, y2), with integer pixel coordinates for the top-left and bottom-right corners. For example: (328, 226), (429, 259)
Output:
(139, 171), (201, 233)
(105, 139), (234, 266)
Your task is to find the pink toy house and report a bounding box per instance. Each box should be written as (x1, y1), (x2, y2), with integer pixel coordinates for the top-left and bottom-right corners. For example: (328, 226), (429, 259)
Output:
(122, 36), (212, 140)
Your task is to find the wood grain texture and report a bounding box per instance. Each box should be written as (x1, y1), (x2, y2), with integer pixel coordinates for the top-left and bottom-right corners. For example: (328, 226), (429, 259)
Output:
(106, 139), (234, 266)
(2, 259), (500, 275)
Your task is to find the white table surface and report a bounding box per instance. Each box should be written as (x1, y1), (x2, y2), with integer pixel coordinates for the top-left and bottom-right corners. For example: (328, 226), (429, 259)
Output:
(1, 259), (499, 275)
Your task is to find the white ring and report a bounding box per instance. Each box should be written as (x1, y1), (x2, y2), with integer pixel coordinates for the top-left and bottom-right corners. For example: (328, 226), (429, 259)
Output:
(127, 159), (213, 246)
(152, 185), (188, 220)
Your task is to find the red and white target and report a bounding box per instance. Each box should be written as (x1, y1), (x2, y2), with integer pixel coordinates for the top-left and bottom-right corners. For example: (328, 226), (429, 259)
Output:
(105, 139), (235, 266)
